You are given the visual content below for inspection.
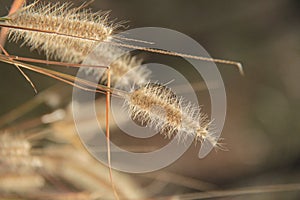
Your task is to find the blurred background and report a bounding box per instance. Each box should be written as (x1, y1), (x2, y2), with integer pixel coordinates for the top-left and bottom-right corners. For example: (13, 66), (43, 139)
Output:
(0, 0), (300, 199)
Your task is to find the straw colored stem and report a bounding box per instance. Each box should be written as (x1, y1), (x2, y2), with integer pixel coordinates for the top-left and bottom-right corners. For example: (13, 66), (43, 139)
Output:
(0, 54), (127, 98)
(105, 68), (120, 200)
(0, 22), (243, 74)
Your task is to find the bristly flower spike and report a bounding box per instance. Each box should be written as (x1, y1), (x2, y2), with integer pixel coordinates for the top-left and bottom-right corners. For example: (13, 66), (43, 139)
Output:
(5, 1), (118, 63)
(124, 83), (221, 147)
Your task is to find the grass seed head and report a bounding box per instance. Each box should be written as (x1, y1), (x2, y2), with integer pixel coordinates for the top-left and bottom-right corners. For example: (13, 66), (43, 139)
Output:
(6, 1), (116, 63)
(81, 44), (151, 88)
(0, 133), (42, 170)
(125, 83), (219, 146)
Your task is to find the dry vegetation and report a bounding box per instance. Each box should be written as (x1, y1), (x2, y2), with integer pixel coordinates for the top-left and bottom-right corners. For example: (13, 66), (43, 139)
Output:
(1, 0), (300, 200)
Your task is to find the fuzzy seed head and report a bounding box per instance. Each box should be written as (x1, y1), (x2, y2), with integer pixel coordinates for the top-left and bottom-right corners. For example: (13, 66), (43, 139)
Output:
(0, 134), (42, 170)
(100, 54), (149, 87)
(129, 83), (182, 135)
(7, 1), (116, 63)
(125, 83), (218, 146)
(81, 44), (151, 88)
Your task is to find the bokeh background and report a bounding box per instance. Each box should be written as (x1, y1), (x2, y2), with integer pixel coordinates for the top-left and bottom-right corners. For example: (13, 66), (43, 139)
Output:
(1, 0), (300, 199)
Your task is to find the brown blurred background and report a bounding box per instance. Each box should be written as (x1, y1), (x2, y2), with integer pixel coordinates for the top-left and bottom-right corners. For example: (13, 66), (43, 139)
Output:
(1, 0), (300, 199)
